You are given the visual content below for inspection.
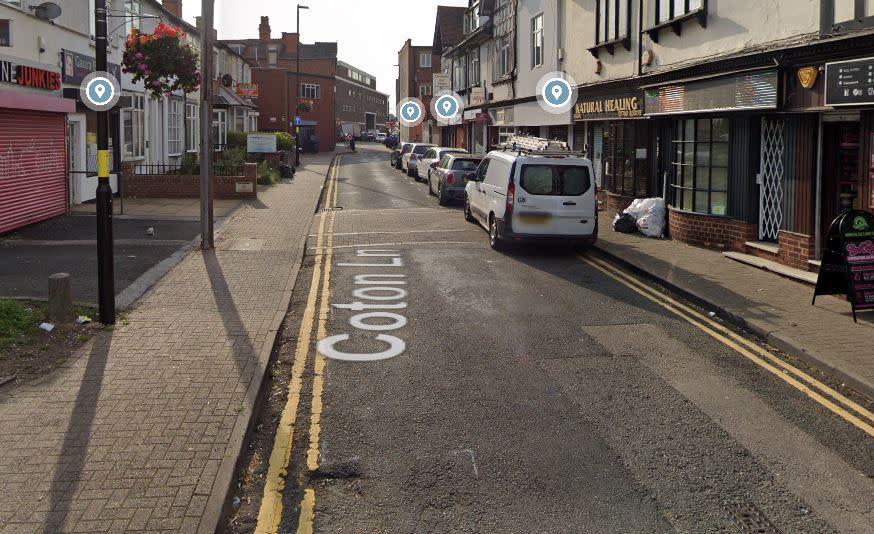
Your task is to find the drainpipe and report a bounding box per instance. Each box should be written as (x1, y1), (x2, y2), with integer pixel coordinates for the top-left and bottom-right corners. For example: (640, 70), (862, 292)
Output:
(637, 0), (644, 76)
(814, 113), (824, 259)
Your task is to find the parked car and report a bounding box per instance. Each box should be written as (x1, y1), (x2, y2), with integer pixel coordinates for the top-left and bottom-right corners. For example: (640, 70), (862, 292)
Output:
(375, 132), (387, 143)
(429, 153), (484, 206)
(463, 136), (597, 251)
(401, 143), (437, 177)
(365, 131), (378, 142)
(385, 133), (400, 149)
(417, 147), (468, 183)
(392, 143), (412, 169)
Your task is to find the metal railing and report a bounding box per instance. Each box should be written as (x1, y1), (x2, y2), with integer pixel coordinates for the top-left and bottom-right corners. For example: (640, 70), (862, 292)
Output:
(133, 163), (244, 176)
(133, 164), (183, 175)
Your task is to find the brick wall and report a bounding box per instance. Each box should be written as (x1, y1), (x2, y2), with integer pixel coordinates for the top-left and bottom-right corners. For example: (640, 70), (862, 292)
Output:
(667, 207), (756, 251)
(123, 163), (257, 199)
(605, 192), (637, 214)
(778, 230), (816, 271)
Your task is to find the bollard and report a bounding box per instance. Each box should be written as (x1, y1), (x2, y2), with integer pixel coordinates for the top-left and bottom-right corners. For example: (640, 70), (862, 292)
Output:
(48, 273), (74, 324)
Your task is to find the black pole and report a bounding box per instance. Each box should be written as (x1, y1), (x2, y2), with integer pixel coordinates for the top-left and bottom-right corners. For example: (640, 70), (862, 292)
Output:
(95, 0), (115, 325)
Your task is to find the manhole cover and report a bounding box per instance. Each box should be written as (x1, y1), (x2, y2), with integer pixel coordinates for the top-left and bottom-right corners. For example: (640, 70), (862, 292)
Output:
(317, 206), (344, 213)
(725, 502), (783, 534)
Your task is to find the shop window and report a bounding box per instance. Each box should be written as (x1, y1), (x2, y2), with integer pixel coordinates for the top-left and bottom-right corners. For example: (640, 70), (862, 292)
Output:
(603, 122), (646, 197)
(167, 99), (182, 155)
(531, 14), (543, 68)
(671, 117), (729, 215)
(0, 19), (11, 47)
(186, 102), (199, 152)
(301, 83), (320, 99)
(122, 93), (145, 160)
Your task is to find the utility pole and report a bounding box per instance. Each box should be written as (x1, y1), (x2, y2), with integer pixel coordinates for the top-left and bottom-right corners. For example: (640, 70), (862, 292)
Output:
(95, 0), (115, 324)
(200, 0), (215, 249)
(295, 4), (308, 167)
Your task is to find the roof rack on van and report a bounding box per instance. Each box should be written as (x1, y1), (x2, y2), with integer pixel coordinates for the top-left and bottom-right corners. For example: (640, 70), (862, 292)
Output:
(497, 135), (583, 157)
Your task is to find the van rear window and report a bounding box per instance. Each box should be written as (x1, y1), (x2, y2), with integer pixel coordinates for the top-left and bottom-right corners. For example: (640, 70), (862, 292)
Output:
(519, 165), (592, 196)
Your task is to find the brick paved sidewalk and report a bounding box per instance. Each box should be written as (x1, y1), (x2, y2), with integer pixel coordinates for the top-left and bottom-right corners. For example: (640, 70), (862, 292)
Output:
(0, 153), (336, 533)
(595, 212), (874, 399)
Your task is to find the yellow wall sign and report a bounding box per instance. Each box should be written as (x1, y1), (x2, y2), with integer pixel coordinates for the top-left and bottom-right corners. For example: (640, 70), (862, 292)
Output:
(797, 67), (818, 89)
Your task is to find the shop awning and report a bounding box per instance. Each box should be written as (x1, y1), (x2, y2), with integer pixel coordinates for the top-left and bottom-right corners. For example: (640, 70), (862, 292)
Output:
(0, 89), (75, 113)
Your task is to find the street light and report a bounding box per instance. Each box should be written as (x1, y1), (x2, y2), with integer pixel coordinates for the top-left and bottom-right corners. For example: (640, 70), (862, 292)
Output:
(295, 4), (309, 167)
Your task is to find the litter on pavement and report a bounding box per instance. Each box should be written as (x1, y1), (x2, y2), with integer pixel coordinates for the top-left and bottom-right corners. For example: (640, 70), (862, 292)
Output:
(39, 322), (55, 332)
(611, 197), (667, 238)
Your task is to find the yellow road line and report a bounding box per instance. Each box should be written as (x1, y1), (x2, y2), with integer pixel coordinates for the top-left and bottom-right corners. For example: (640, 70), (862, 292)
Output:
(584, 253), (874, 426)
(296, 489), (315, 534)
(254, 157), (339, 534)
(579, 254), (874, 439)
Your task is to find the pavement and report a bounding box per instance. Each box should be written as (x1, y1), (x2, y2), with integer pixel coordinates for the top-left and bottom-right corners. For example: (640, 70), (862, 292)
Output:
(71, 198), (242, 219)
(242, 150), (874, 533)
(0, 151), (335, 533)
(594, 210), (874, 400)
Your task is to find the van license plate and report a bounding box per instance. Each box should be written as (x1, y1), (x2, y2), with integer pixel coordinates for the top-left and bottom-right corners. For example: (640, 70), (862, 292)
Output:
(518, 213), (550, 224)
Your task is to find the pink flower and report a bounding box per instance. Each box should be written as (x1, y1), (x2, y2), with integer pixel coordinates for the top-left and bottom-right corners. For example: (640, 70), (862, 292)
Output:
(134, 52), (143, 60)
(138, 64), (147, 71)
(152, 80), (161, 87)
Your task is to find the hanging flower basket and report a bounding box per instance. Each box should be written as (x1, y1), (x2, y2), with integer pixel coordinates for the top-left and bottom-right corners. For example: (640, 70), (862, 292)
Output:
(122, 23), (201, 99)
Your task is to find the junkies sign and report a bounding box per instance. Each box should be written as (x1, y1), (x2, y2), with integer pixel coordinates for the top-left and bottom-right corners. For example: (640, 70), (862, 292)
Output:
(813, 210), (874, 321)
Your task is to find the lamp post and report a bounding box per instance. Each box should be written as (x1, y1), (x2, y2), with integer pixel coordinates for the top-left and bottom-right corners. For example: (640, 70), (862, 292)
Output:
(200, 0), (215, 250)
(295, 4), (308, 167)
(94, 0), (115, 324)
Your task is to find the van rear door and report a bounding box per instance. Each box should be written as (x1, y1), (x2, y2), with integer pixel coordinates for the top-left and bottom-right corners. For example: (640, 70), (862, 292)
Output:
(512, 162), (596, 236)
(551, 162), (596, 236)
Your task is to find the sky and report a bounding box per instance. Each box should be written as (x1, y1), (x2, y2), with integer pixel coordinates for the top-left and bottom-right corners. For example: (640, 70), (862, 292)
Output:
(180, 0), (470, 108)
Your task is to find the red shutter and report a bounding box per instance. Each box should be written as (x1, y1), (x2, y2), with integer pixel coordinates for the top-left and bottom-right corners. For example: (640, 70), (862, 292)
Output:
(0, 108), (67, 234)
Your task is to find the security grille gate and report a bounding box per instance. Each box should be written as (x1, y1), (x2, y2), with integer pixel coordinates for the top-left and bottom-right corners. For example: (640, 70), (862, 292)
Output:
(0, 109), (68, 234)
(758, 118), (785, 241)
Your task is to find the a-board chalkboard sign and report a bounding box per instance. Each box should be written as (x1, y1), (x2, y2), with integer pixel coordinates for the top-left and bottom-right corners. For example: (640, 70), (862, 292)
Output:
(812, 210), (874, 322)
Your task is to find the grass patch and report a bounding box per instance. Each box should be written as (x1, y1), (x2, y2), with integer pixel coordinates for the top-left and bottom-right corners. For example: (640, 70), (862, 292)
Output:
(0, 300), (43, 351)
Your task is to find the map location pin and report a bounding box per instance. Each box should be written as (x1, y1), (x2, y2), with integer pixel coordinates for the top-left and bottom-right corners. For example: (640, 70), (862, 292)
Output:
(441, 100), (452, 113)
(95, 84), (106, 99)
(551, 84), (563, 101)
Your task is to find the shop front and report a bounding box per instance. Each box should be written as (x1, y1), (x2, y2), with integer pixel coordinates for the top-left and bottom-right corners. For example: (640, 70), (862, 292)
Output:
(645, 69), (780, 252)
(0, 55), (74, 234)
(488, 106), (515, 150)
(573, 90), (650, 212)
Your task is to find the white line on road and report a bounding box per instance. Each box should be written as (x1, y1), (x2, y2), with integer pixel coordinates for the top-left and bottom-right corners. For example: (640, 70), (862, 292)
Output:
(307, 230), (470, 237)
(309, 241), (481, 251)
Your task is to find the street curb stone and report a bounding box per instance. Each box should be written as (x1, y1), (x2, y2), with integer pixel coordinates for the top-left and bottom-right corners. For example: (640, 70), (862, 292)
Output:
(198, 155), (338, 534)
(593, 244), (874, 401)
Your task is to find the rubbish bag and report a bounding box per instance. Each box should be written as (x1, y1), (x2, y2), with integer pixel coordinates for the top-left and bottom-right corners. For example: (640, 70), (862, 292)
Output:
(634, 198), (666, 238)
(612, 212), (638, 234)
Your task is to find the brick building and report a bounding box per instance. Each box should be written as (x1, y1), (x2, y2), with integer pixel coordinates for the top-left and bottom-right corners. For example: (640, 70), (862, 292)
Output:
(335, 61), (389, 138)
(397, 39), (437, 143)
(221, 17), (336, 153)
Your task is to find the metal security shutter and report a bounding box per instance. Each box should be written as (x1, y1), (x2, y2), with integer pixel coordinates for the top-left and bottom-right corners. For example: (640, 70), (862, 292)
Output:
(0, 109), (67, 234)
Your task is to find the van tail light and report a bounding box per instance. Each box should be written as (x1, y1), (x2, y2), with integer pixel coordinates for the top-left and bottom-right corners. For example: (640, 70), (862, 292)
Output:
(506, 179), (515, 215)
(446, 172), (454, 185)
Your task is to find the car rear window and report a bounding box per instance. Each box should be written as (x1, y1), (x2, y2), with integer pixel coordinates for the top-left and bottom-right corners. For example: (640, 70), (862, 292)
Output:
(401, 144), (412, 153)
(451, 158), (482, 171)
(412, 146), (432, 155)
(519, 165), (592, 196)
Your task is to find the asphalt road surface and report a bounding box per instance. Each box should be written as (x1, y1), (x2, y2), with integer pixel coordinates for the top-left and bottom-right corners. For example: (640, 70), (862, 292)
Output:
(265, 147), (874, 533)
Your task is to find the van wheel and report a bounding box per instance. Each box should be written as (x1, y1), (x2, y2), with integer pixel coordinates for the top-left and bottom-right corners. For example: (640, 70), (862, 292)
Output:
(464, 195), (475, 222)
(489, 215), (503, 251)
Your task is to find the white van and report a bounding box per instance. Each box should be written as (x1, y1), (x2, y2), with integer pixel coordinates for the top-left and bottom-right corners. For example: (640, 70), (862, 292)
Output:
(462, 136), (598, 250)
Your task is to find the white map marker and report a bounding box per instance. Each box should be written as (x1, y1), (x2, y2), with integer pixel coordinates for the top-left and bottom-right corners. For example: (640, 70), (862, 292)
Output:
(551, 84), (563, 100)
(95, 85), (106, 98)
(441, 100), (452, 113)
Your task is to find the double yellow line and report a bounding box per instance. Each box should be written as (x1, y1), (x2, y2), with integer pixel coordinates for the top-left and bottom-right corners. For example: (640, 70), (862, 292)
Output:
(255, 156), (340, 534)
(579, 253), (874, 438)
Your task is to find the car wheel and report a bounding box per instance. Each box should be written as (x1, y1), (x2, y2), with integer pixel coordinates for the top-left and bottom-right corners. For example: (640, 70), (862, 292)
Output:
(437, 182), (448, 206)
(464, 195), (475, 222)
(489, 215), (503, 251)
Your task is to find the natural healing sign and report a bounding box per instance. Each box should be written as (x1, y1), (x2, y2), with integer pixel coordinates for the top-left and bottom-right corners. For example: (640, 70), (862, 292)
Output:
(812, 210), (874, 321)
(825, 56), (874, 106)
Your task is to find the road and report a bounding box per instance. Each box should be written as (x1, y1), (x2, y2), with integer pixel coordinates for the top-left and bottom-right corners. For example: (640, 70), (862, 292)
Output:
(242, 147), (874, 533)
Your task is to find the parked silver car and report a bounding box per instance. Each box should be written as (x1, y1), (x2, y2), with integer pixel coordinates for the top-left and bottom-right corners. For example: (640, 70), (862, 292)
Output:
(428, 153), (485, 206)
(417, 147), (468, 183)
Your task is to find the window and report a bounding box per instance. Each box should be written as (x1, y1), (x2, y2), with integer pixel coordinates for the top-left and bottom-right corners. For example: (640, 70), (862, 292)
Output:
(657, 0), (703, 24)
(233, 108), (246, 132)
(268, 46), (277, 65)
(453, 57), (466, 91)
(671, 118), (729, 215)
(218, 51), (228, 76)
(419, 84), (432, 97)
(186, 103), (199, 152)
(497, 126), (515, 145)
(452, 158), (481, 172)
(468, 48), (480, 86)
(463, 3), (481, 35)
(0, 19), (11, 47)
(212, 109), (227, 149)
(596, 0), (630, 45)
(168, 99), (182, 155)
(301, 83), (321, 99)
(531, 14), (543, 68)
(124, 0), (140, 36)
(419, 53), (431, 68)
(423, 149), (437, 160)
(123, 93), (145, 159)
(520, 165), (592, 196)
(248, 112), (259, 132)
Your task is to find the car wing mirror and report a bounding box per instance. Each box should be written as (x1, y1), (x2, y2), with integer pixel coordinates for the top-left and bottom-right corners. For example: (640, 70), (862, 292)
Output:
(430, 162), (437, 168)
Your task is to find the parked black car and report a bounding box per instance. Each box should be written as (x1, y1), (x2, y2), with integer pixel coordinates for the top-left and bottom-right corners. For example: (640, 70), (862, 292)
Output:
(384, 133), (400, 149)
(391, 142), (412, 169)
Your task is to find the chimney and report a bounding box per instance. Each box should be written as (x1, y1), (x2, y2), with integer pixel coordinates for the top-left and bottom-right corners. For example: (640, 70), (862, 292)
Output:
(162, 0), (182, 18)
(259, 16), (271, 42)
(281, 32), (299, 55)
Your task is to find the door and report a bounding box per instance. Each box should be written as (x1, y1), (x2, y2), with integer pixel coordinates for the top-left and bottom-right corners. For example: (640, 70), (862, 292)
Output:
(758, 117), (785, 241)
(820, 121), (862, 248)
(469, 157), (491, 220)
(552, 163), (597, 236)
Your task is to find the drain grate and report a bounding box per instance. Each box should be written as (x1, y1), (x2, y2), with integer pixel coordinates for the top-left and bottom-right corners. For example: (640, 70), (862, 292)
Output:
(317, 206), (344, 213)
(725, 502), (783, 534)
